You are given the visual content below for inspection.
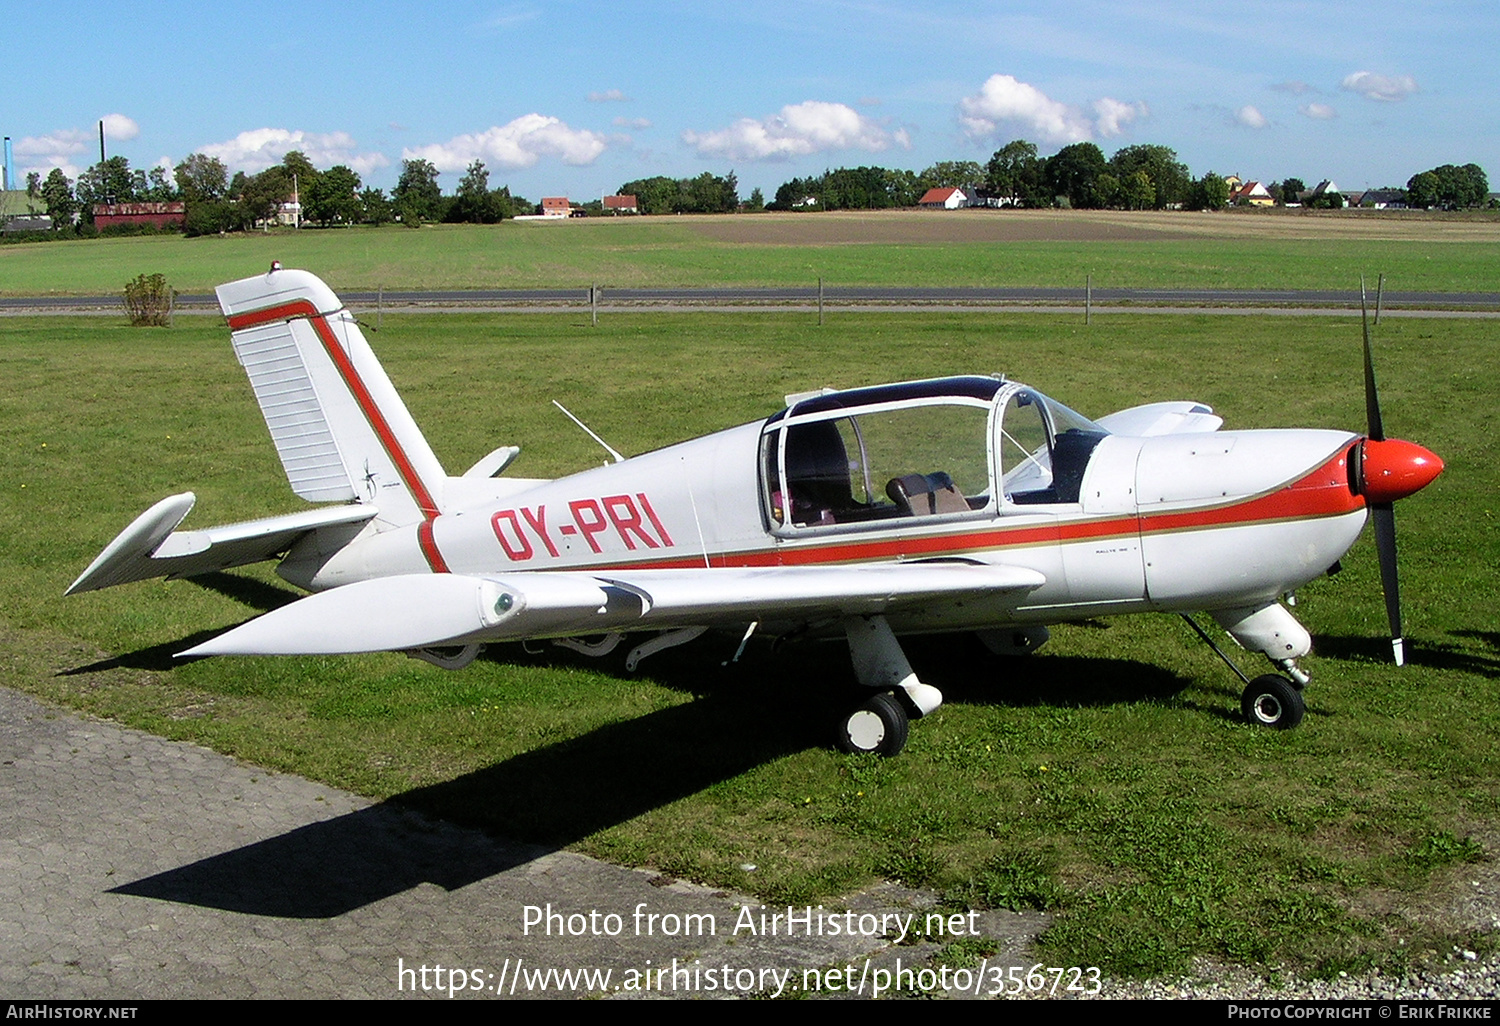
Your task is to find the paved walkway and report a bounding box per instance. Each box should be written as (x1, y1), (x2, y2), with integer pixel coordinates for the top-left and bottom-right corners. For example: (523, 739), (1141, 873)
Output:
(0, 687), (1040, 1000)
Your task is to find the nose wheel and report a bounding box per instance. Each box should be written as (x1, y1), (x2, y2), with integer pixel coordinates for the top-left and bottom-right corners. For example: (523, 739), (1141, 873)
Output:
(836, 691), (909, 757)
(1240, 674), (1305, 730)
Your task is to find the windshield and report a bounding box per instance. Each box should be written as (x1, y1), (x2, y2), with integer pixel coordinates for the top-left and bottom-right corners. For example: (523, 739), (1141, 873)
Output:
(999, 389), (1108, 505)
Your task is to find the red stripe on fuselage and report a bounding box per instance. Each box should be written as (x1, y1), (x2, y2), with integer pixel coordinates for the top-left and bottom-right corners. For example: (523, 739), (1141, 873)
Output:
(556, 448), (1363, 574)
(228, 299), (450, 572)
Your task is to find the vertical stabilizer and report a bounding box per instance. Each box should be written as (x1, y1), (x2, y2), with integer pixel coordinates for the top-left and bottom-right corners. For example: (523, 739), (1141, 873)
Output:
(215, 268), (446, 526)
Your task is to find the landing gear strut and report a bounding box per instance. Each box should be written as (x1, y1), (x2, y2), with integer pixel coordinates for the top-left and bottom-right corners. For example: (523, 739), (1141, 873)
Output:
(834, 616), (940, 757)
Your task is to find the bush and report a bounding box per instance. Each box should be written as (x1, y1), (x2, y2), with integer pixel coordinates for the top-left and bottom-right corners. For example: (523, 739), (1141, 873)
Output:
(123, 273), (176, 327)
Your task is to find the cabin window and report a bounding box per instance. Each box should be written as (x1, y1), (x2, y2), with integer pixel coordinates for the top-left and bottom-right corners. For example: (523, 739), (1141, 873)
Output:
(766, 401), (992, 530)
(999, 389), (1108, 506)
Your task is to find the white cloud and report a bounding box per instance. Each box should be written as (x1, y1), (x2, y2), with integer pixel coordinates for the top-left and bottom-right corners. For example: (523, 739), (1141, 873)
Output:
(1300, 102), (1337, 120)
(1094, 98), (1147, 137)
(614, 116), (652, 130)
(959, 74), (1143, 146)
(199, 128), (391, 176)
(100, 113), (140, 142)
(588, 89), (629, 103)
(15, 128), (89, 180)
(683, 101), (902, 161)
(403, 114), (607, 171)
(1236, 105), (1269, 129)
(1341, 71), (1417, 102)
(960, 75), (1091, 145)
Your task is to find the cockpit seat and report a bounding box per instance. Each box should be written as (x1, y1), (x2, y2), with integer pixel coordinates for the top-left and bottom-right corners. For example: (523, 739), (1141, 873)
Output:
(887, 472), (970, 516)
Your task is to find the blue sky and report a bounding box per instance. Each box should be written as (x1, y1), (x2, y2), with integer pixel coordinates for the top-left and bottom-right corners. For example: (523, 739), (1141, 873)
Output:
(4, 1), (1494, 200)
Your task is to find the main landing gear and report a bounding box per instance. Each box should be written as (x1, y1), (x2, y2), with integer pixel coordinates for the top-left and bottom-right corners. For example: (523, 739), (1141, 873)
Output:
(834, 616), (941, 757)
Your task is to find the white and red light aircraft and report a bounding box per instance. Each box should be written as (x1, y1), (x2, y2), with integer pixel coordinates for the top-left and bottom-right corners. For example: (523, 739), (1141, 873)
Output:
(69, 268), (1443, 756)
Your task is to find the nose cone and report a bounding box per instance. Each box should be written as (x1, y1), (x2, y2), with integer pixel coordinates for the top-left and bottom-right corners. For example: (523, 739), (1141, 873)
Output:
(1358, 438), (1444, 504)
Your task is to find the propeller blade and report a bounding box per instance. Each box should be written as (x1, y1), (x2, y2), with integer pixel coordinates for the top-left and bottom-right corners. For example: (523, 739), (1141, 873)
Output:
(1361, 276), (1385, 442)
(1371, 501), (1403, 666)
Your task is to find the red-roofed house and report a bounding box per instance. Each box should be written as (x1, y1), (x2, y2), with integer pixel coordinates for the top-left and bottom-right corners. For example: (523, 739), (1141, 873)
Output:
(603, 194), (638, 214)
(918, 187), (968, 210)
(541, 196), (572, 218)
(1229, 180), (1274, 207)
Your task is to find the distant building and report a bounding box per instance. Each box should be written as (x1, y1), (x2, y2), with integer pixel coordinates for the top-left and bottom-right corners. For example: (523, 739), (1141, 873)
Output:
(603, 194), (638, 214)
(1, 189), (49, 232)
(92, 201), (187, 229)
(918, 187), (968, 209)
(1359, 189), (1406, 209)
(1229, 179), (1274, 206)
(541, 196), (571, 218)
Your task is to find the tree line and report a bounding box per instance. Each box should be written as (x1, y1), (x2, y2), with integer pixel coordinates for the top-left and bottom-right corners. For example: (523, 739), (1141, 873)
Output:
(19, 144), (1491, 240)
(24, 153), (537, 236)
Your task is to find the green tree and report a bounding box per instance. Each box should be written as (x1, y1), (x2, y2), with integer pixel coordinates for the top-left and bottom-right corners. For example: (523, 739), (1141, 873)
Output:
(75, 156), (137, 218)
(985, 140), (1044, 206)
(175, 154), (229, 203)
(1279, 178), (1307, 205)
(1044, 142), (1107, 208)
(1108, 144), (1190, 209)
(394, 159), (443, 222)
(1195, 172), (1230, 211)
(39, 168), (76, 230)
(448, 161), (506, 223)
(745, 187), (765, 212)
(26, 171), (41, 197)
(360, 187), (393, 225)
(918, 160), (985, 190)
(1116, 169), (1155, 210)
(239, 166), (293, 226)
(306, 164), (362, 225)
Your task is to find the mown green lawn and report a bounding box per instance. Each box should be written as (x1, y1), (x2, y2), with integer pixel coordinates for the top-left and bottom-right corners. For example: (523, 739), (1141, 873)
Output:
(2, 214), (1497, 295)
(2, 309), (1496, 978)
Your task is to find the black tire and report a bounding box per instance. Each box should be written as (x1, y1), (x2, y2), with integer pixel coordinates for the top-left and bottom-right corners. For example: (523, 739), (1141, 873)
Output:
(1241, 674), (1305, 729)
(835, 692), (909, 757)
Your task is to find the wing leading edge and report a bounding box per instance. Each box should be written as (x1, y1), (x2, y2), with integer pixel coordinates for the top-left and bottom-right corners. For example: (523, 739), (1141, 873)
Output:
(179, 562), (1048, 657)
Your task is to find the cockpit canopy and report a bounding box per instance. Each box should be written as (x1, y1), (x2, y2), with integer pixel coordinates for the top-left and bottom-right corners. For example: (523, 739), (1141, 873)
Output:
(761, 376), (1108, 531)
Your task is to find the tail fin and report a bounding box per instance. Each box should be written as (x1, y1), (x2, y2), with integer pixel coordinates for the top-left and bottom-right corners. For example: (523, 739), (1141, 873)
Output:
(216, 268), (445, 525)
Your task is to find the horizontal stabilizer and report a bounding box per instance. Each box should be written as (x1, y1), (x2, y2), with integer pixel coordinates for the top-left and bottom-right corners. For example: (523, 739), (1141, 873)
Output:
(179, 561), (1046, 658)
(67, 496), (377, 595)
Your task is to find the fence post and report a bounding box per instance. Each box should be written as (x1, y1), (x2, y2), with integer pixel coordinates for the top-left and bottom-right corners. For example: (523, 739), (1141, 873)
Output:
(818, 277), (824, 326)
(591, 283), (598, 327)
(377, 285), (383, 332)
(1086, 274), (1091, 325)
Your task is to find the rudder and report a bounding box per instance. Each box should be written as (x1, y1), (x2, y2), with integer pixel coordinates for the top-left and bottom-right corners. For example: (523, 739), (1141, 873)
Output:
(216, 268), (446, 526)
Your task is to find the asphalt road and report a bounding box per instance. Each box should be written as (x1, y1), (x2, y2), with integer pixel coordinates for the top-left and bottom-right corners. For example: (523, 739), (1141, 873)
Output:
(3, 285), (1499, 312)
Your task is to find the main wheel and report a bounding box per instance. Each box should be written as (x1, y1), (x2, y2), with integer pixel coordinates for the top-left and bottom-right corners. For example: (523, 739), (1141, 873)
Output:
(836, 692), (909, 757)
(1241, 674), (1305, 729)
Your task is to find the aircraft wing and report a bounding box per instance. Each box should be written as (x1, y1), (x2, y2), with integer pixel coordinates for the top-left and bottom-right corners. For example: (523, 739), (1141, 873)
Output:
(179, 562), (1047, 657)
(66, 493), (378, 595)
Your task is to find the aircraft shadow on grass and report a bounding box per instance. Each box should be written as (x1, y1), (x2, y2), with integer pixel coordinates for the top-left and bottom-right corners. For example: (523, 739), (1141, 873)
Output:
(105, 631), (1191, 918)
(1312, 630), (1500, 679)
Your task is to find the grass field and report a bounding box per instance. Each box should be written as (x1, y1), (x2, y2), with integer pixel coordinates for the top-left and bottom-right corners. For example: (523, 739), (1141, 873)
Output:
(2, 208), (1499, 296)
(2, 306), (1497, 978)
